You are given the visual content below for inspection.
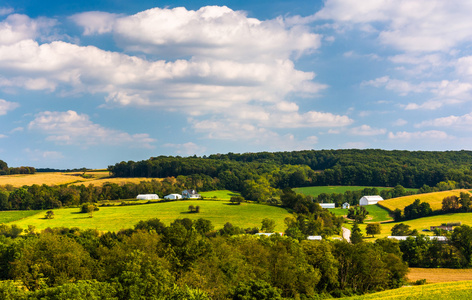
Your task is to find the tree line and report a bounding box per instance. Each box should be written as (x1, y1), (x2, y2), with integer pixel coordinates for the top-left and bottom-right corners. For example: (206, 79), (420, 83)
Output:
(0, 160), (35, 176)
(0, 217), (408, 299)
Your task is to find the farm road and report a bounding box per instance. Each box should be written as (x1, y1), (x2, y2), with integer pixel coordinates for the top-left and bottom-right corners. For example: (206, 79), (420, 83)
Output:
(342, 227), (351, 243)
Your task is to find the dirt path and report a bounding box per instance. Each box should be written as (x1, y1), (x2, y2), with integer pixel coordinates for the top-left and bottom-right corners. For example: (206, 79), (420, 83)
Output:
(342, 226), (351, 243)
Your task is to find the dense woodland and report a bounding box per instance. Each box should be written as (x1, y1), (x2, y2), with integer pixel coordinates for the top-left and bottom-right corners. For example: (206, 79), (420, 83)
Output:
(0, 160), (35, 176)
(0, 218), (408, 300)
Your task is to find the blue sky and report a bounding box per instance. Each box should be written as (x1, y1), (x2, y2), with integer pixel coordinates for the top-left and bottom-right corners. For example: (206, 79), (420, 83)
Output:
(1, 0), (472, 169)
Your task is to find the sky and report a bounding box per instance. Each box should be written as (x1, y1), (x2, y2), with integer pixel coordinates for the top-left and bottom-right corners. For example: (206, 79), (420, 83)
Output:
(1, 0), (472, 169)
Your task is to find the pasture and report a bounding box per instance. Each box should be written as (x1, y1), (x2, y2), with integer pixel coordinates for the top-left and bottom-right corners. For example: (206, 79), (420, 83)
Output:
(379, 189), (472, 212)
(341, 280), (472, 299)
(0, 210), (40, 223)
(294, 186), (416, 198)
(328, 204), (392, 223)
(8, 200), (291, 232)
(200, 190), (242, 200)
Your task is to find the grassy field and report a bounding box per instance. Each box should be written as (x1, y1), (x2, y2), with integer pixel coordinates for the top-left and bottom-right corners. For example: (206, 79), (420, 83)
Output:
(0, 171), (112, 188)
(200, 190), (242, 200)
(8, 200), (291, 232)
(0, 210), (41, 223)
(329, 204), (392, 223)
(340, 280), (472, 299)
(408, 268), (472, 283)
(294, 186), (416, 198)
(379, 189), (472, 212)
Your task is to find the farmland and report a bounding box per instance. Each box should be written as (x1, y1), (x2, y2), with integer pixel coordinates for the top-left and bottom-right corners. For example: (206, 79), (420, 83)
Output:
(340, 280), (472, 299)
(329, 204), (392, 223)
(199, 190), (242, 200)
(294, 185), (415, 197)
(8, 200), (291, 232)
(408, 268), (472, 283)
(379, 189), (472, 212)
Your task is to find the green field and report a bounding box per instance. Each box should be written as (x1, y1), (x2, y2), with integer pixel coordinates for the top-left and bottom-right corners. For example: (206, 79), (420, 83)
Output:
(8, 200), (291, 232)
(329, 204), (392, 223)
(341, 280), (472, 299)
(294, 186), (416, 198)
(0, 210), (41, 223)
(199, 190), (242, 200)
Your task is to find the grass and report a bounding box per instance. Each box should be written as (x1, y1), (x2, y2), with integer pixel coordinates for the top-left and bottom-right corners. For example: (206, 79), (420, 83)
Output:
(379, 189), (472, 212)
(9, 200), (291, 232)
(408, 268), (472, 283)
(294, 186), (416, 198)
(0, 210), (41, 223)
(340, 280), (472, 299)
(328, 204), (392, 223)
(200, 190), (242, 200)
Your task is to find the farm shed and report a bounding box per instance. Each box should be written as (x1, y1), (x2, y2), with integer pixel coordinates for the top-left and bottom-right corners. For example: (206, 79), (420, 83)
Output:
(136, 194), (159, 200)
(342, 202), (350, 209)
(307, 236), (322, 240)
(182, 189), (201, 199)
(164, 193), (182, 200)
(359, 195), (383, 206)
(319, 203), (335, 208)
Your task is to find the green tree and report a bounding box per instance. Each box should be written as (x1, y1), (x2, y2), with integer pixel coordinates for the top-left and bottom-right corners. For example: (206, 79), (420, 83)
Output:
(391, 223), (412, 236)
(460, 192), (471, 212)
(230, 196), (244, 205)
(350, 223), (363, 244)
(45, 210), (54, 219)
(232, 279), (283, 300)
(366, 223), (381, 237)
(261, 218), (276, 232)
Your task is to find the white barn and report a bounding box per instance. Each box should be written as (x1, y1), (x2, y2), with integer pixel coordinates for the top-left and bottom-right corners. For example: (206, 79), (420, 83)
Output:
(359, 195), (384, 206)
(164, 193), (182, 200)
(136, 194), (159, 200)
(342, 202), (350, 209)
(307, 236), (322, 241)
(319, 203), (335, 209)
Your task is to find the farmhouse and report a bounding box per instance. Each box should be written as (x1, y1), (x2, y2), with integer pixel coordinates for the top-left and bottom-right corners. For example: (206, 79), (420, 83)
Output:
(319, 203), (335, 208)
(342, 202), (350, 209)
(182, 189), (201, 199)
(359, 195), (383, 206)
(136, 194), (159, 200)
(164, 193), (182, 200)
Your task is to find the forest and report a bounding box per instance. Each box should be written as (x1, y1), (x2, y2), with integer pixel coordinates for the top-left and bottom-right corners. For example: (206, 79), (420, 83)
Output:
(0, 217), (408, 300)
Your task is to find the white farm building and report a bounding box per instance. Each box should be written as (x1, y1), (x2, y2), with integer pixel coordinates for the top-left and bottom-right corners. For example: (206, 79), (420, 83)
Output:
(164, 194), (182, 200)
(359, 195), (383, 206)
(319, 203), (335, 209)
(136, 194), (159, 200)
(182, 189), (201, 199)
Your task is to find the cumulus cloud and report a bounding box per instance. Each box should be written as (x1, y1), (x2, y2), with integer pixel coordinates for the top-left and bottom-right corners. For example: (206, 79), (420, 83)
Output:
(315, 0), (472, 53)
(0, 99), (19, 115)
(0, 13), (56, 46)
(73, 6), (321, 61)
(28, 110), (156, 148)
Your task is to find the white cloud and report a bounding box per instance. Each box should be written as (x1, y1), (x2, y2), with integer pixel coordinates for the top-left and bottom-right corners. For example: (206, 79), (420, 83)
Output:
(0, 14), (56, 46)
(0, 134), (7, 138)
(416, 112), (472, 130)
(0, 8), (14, 16)
(350, 125), (386, 136)
(70, 11), (119, 35)
(388, 130), (450, 140)
(74, 6), (321, 61)
(28, 110), (156, 148)
(315, 0), (472, 53)
(162, 142), (207, 156)
(0, 99), (19, 115)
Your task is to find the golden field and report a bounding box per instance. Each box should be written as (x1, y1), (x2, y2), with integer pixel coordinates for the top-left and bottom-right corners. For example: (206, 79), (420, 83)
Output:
(408, 268), (472, 283)
(0, 171), (162, 188)
(378, 189), (472, 212)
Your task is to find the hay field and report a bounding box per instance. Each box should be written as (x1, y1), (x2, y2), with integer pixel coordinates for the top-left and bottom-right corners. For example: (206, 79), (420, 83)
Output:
(379, 189), (472, 212)
(408, 268), (472, 283)
(341, 280), (472, 299)
(9, 200), (291, 232)
(0, 171), (164, 188)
